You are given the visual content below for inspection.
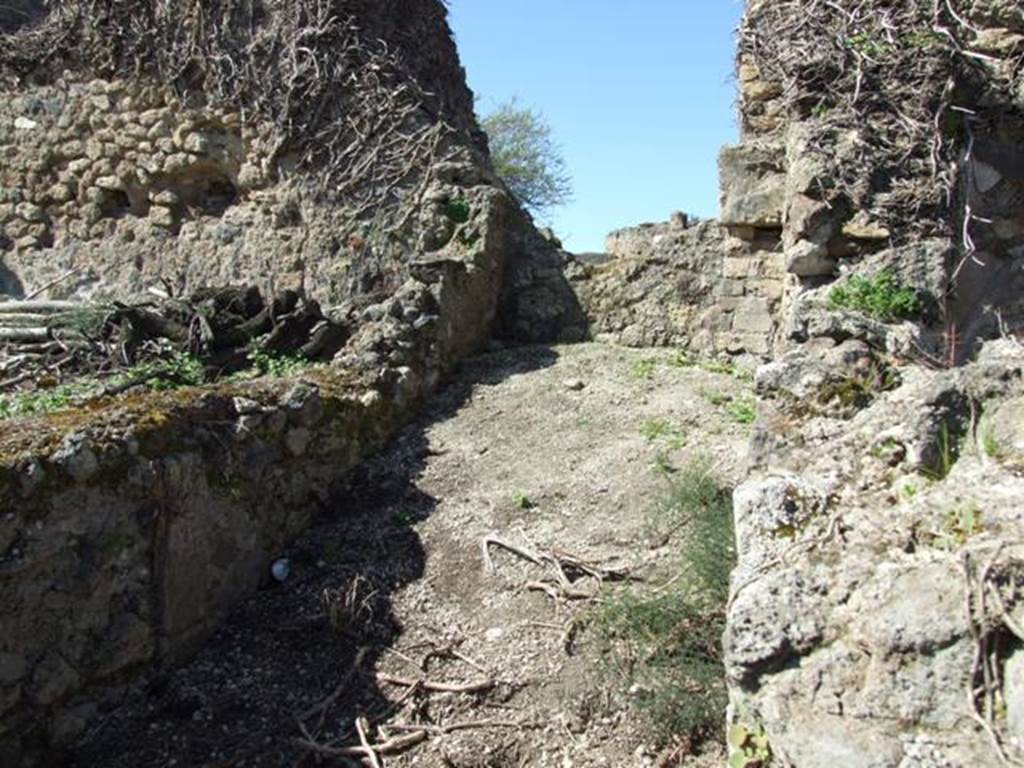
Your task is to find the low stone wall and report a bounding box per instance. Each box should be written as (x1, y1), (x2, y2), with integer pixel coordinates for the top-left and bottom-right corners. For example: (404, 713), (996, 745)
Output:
(562, 213), (785, 357)
(0, 371), (396, 762)
(0, 128), (520, 761)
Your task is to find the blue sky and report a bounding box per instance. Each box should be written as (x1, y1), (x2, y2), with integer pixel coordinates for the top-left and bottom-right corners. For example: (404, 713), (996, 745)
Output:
(448, 1), (744, 252)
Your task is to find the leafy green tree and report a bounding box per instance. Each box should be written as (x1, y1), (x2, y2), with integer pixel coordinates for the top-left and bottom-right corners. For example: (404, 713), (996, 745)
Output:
(480, 99), (572, 219)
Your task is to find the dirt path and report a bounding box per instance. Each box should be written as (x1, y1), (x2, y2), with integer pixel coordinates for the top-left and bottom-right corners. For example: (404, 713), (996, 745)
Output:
(70, 343), (752, 768)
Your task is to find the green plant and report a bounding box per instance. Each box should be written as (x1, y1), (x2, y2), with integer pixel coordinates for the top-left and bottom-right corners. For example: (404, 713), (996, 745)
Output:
(922, 422), (958, 481)
(595, 460), (735, 742)
(669, 349), (696, 369)
(652, 452), (676, 477)
(512, 490), (534, 510)
(0, 384), (80, 420)
(934, 503), (984, 549)
(0, 351), (210, 422)
(870, 438), (903, 460)
(811, 102), (832, 119)
(105, 352), (205, 392)
(641, 419), (671, 441)
(249, 349), (320, 378)
(728, 399), (757, 426)
(640, 419), (687, 450)
(480, 98), (572, 218)
(700, 359), (738, 377)
(729, 724), (770, 765)
(828, 269), (922, 322)
(982, 427), (1003, 460)
(145, 353), (204, 390)
(632, 358), (657, 380)
(701, 390), (729, 407)
(445, 198), (471, 224)
(902, 29), (941, 50)
(819, 364), (900, 412)
(677, 354), (754, 383)
(844, 30), (894, 57)
(728, 723), (773, 768)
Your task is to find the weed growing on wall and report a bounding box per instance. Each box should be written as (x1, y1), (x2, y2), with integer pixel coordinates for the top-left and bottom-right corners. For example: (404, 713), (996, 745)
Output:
(0, 352), (206, 421)
(828, 269), (922, 322)
(248, 350), (323, 379)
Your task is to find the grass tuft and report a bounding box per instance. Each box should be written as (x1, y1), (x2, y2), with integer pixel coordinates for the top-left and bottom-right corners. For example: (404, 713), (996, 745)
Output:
(594, 459), (735, 743)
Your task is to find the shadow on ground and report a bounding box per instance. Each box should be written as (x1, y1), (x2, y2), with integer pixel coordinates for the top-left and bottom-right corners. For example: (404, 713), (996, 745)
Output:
(66, 345), (560, 768)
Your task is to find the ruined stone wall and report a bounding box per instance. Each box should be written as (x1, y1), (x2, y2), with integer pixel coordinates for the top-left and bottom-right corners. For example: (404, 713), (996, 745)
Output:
(0, 369), (402, 764)
(724, 2), (1024, 766)
(734, 0), (1024, 359)
(563, 215), (784, 357)
(0, 0), (515, 311)
(0, 169), (524, 765)
(0, 2), (561, 762)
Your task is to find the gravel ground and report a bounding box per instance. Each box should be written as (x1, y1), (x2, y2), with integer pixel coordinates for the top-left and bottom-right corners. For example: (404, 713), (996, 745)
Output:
(69, 343), (753, 768)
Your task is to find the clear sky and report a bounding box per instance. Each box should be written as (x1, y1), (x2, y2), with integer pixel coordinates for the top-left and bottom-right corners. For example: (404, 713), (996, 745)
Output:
(448, 1), (745, 252)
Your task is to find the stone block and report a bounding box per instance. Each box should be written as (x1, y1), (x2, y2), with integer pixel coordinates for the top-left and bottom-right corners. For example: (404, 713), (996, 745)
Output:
(719, 142), (786, 229)
(149, 205), (175, 228)
(748, 278), (784, 300)
(723, 257), (762, 279)
(733, 332), (771, 356)
(732, 296), (775, 333)
(738, 60), (782, 103)
(95, 175), (125, 192)
(5, 218), (28, 237)
(163, 153), (191, 174)
(89, 94), (112, 111)
(842, 212), (891, 241)
(720, 278), (746, 297)
(762, 252), (787, 278)
(786, 241), (836, 277)
(44, 183), (72, 204)
(150, 190), (179, 206)
(137, 108), (165, 127)
(183, 132), (212, 154)
(67, 158), (92, 175)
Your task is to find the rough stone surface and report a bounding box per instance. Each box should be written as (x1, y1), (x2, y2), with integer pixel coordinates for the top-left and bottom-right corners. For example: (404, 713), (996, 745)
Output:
(719, 143), (786, 229)
(724, 4), (1024, 766)
(554, 217), (785, 357)
(730, 341), (1024, 767)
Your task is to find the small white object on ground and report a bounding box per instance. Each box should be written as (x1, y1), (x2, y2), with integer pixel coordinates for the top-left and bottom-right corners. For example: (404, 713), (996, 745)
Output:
(270, 558), (290, 582)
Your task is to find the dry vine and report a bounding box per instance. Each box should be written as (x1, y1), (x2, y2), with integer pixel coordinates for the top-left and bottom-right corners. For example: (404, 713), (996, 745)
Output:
(741, 0), (1024, 240)
(961, 546), (1024, 766)
(0, 0), (475, 229)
